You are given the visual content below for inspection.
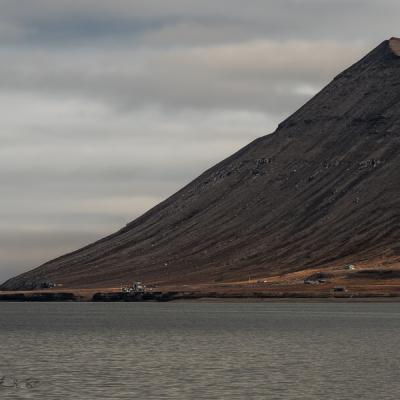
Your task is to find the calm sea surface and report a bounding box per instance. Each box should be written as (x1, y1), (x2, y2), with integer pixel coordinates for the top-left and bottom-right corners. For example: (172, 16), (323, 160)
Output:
(0, 301), (400, 399)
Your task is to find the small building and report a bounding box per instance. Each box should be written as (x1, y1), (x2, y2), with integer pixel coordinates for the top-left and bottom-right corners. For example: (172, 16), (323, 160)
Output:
(344, 264), (355, 270)
(133, 282), (145, 292)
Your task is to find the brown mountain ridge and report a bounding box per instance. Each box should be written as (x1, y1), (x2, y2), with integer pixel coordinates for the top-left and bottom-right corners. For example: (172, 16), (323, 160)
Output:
(2, 38), (400, 291)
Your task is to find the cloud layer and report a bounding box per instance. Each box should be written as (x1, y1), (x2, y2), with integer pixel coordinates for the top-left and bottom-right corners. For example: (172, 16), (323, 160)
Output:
(1, 0), (399, 281)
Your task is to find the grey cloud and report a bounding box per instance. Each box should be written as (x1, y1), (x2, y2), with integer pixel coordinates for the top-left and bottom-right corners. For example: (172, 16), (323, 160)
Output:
(0, 40), (365, 114)
(0, 0), (398, 48)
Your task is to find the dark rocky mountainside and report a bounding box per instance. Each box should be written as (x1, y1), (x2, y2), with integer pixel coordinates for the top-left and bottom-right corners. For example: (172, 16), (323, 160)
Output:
(3, 38), (400, 290)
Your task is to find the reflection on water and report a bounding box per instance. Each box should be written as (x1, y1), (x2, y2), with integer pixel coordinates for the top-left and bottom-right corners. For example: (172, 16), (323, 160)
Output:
(0, 375), (39, 389)
(1, 302), (400, 399)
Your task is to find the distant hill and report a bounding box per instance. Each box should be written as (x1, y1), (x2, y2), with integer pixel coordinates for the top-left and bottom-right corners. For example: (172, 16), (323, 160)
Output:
(3, 37), (400, 291)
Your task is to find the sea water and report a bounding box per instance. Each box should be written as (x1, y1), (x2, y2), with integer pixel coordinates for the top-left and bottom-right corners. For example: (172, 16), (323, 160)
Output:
(0, 301), (399, 399)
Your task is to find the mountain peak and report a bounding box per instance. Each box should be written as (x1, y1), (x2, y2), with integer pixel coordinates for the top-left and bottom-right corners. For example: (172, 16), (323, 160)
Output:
(389, 37), (400, 56)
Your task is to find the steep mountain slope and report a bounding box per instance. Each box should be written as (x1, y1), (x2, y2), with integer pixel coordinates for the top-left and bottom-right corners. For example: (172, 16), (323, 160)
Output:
(3, 38), (400, 290)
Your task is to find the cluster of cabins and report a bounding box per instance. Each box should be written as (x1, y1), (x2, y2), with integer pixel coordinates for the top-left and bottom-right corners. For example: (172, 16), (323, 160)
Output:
(121, 281), (146, 293)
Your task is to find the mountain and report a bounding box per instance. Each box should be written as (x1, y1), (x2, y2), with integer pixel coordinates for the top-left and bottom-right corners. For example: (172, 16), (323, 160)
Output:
(2, 38), (400, 291)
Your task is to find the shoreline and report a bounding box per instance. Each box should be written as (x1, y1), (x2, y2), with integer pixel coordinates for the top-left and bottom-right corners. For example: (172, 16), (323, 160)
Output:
(1, 290), (400, 302)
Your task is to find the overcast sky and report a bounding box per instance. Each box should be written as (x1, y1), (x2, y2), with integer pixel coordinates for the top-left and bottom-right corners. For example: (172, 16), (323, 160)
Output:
(1, 0), (399, 282)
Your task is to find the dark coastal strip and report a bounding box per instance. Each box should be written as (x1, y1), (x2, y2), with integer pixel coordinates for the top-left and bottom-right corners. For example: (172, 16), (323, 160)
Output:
(86, 291), (400, 301)
(0, 292), (76, 301)
(0, 291), (400, 302)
